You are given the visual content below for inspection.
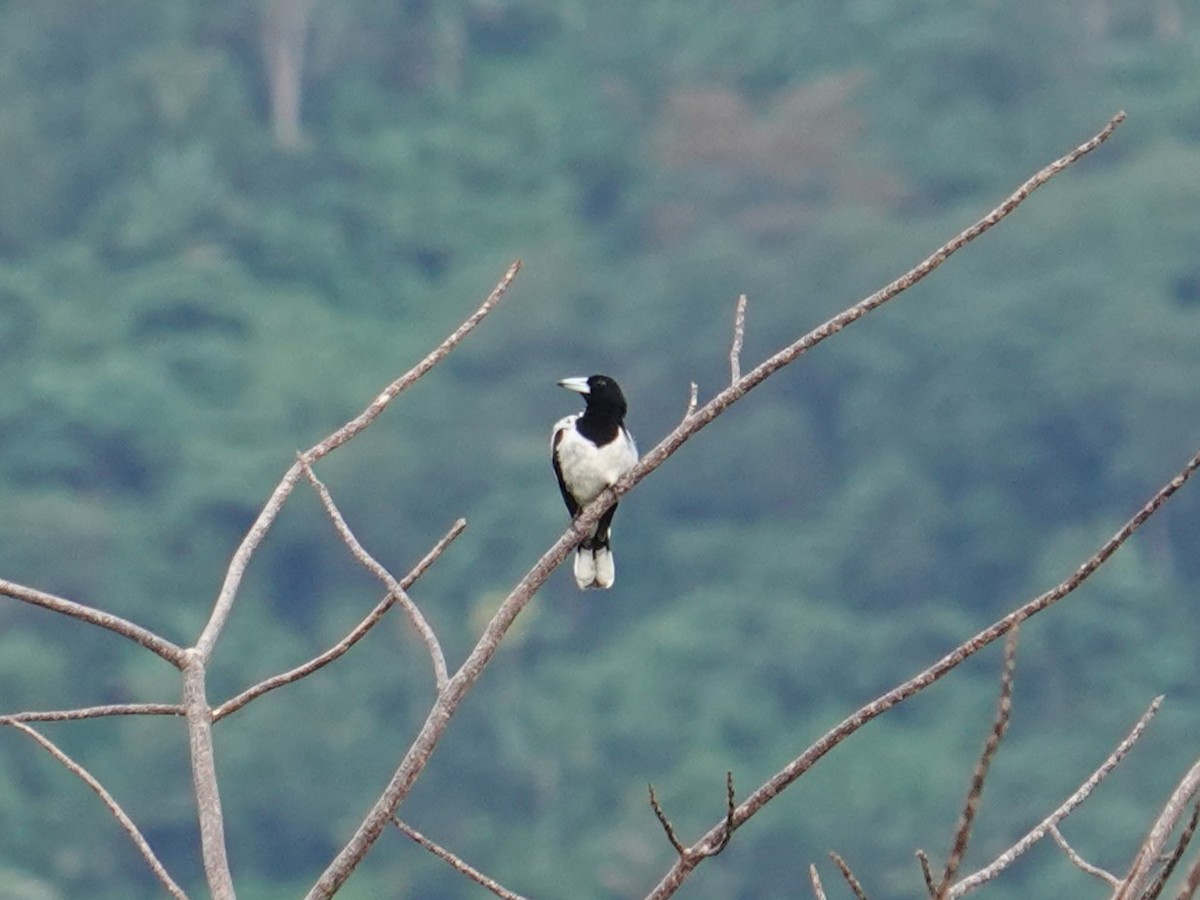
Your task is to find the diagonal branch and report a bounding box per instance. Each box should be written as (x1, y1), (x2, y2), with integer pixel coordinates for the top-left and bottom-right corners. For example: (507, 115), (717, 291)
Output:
(0, 578), (185, 667)
(810, 864), (829, 900)
(393, 819), (530, 900)
(0, 718), (188, 899)
(648, 783), (688, 858)
(949, 696), (1162, 897)
(213, 518), (465, 721)
(937, 628), (1020, 898)
(299, 457), (449, 690)
(1116, 758), (1200, 899)
(303, 112), (1128, 900)
(194, 259), (520, 662)
(830, 852), (869, 899)
(647, 434), (1196, 900)
(1140, 801), (1200, 900)
(1048, 823), (1118, 886)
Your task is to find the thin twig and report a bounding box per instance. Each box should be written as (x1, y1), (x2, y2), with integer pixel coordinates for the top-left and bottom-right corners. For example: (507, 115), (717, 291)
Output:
(299, 457), (450, 690)
(214, 518), (466, 721)
(195, 260), (519, 663)
(1117, 758), (1200, 899)
(810, 864), (829, 900)
(1141, 802), (1200, 900)
(5, 703), (183, 722)
(705, 771), (736, 856)
(918, 850), (937, 897)
(0, 718), (188, 899)
(0, 578), (185, 667)
(392, 819), (529, 900)
(648, 784), (688, 858)
(1048, 824), (1119, 886)
(830, 852), (869, 899)
(1176, 851), (1200, 899)
(950, 696), (1163, 897)
(937, 628), (1019, 898)
(682, 381), (699, 421)
(729, 294), (747, 384)
(305, 114), (1130, 900)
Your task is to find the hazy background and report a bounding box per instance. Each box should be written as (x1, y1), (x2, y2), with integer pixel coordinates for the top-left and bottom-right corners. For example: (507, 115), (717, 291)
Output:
(1, 2), (1198, 897)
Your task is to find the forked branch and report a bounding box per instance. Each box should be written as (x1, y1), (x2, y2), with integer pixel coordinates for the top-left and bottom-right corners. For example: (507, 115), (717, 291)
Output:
(299, 458), (450, 690)
(305, 112), (1128, 900)
(949, 696), (1162, 897)
(936, 628), (1020, 898)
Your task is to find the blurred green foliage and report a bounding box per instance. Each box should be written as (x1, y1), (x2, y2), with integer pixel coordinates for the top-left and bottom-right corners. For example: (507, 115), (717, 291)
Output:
(1, 1), (1199, 898)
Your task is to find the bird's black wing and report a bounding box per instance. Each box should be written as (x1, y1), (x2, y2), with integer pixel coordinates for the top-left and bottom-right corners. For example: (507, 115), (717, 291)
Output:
(552, 427), (580, 517)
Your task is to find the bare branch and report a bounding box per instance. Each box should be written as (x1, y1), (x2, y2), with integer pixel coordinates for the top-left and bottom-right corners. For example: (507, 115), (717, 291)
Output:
(681, 381), (699, 421)
(0, 578), (185, 667)
(648, 783), (688, 858)
(951, 696), (1163, 897)
(0, 718), (188, 899)
(393, 819), (529, 900)
(1176, 852), (1200, 900)
(830, 851), (869, 899)
(649, 424), (1190, 900)
(729, 293), (747, 384)
(1048, 824), (1119, 886)
(1117, 758), (1200, 899)
(213, 518), (466, 721)
(810, 864), (829, 900)
(299, 457), (450, 690)
(182, 653), (234, 899)
(918, 850), (937, 897)
(705, 770), (736, 857)
(937, 628), (1019, 897)
(194, 259), (520, 662)
(305, 114), (1129, 900)
(1141, 802), (1200, 900)
(6, 704), (184, 723)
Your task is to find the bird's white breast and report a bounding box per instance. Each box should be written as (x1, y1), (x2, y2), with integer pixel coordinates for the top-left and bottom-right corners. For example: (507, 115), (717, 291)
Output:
(552, 415), (638, 505)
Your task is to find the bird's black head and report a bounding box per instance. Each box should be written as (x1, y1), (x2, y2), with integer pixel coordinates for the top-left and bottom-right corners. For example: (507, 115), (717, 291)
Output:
(559, 374), (628, 421)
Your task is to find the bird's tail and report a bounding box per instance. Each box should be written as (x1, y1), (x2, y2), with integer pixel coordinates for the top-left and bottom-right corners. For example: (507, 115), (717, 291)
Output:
(573, 542), (615, 590)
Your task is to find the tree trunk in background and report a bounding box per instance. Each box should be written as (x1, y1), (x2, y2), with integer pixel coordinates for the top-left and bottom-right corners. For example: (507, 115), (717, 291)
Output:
(262, 0), (316, 150)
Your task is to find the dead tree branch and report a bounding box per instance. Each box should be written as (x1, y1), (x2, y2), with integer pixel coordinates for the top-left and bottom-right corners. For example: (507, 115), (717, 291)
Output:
(299, 457), (450, 690)
(1117, 759), (1200, 899)
(0, 578), (185, 667)
(305, 110), (1127, 900)
(950, 696), (1162, 897)
(182, 652), (234, 899)
(195, 259), (520, 664)
(936, 628), (1019, 898)
(392, 819), (530, 900)
(646, 433), (1196, 899)
(830, 851), (869, 899)
(648, 784), (688, 858)
(5, 703), (184, 723)
(0, 718), (188, 899)
(810, 864), (829, 900)
(1140, 801), (1200, 900)
(1048, 824), (1119, 887)
(729, 293), (747, 384)
(212, 517), (465, 721)
(918, 850), (937, 897)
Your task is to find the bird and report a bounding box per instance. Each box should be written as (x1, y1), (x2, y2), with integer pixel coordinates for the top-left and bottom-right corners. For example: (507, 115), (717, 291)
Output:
(552, 374), (638, 589)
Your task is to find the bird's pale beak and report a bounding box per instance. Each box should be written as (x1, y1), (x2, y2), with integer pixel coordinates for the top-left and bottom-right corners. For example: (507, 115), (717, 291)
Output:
(558, 376), (591, 394)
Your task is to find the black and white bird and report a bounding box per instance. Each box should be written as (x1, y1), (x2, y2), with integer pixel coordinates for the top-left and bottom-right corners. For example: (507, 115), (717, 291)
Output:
(552, 375), (638, 590)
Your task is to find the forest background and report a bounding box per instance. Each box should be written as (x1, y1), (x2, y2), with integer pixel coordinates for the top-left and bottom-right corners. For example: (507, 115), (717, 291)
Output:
(0, 2), (1198, 898)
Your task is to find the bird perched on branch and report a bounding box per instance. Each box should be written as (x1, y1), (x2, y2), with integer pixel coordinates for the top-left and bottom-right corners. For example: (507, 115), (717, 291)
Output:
(552, 375), (638, 590)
